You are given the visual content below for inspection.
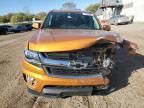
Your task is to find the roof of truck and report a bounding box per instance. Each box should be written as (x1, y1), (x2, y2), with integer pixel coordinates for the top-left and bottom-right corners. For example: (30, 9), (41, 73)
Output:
(50, 9), (92, 14)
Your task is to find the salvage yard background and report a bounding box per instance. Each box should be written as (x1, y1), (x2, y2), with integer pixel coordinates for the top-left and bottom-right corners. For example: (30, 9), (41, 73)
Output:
(0, 23), (144, 108)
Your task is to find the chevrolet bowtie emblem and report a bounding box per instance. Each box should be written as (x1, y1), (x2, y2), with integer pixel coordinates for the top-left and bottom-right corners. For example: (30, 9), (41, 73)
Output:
(68, 61), (88, 70)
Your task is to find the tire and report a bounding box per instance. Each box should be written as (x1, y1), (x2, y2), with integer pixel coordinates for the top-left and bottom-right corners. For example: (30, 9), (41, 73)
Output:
(14, 31), (20, 33)
(3, 30), (7, 35)
(31, 94), (38, 99)
(5, 31), (8, 35)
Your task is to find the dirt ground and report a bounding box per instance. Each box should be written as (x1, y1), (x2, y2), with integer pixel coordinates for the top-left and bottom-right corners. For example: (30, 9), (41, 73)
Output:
(0, 23), (144, 108)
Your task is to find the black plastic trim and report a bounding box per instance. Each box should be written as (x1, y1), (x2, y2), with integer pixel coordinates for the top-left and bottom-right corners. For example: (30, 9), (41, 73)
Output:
(27, 86), (93, 98)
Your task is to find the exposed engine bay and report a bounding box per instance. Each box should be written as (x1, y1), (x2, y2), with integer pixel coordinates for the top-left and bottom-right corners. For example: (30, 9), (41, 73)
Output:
(39, 43), (115, 77)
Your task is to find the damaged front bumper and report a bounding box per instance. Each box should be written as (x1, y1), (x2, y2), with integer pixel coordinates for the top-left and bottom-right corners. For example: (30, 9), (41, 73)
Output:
(27, 85), (109, 97)
(27, 86), (93, 97)
(22, 36), (138, 97)
(22, 59), (110, 94)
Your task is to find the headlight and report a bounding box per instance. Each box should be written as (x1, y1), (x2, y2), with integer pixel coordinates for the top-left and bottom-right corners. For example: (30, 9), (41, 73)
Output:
(24, 49), (41, 67)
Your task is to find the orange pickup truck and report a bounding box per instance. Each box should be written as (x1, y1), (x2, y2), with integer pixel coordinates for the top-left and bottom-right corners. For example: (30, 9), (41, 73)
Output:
(21, 10), (138, 97)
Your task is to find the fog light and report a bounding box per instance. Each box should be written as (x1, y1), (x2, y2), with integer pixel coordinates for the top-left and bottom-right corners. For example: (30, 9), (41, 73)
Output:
(26, 75), (36, 85)
(96, 85), (109, 90)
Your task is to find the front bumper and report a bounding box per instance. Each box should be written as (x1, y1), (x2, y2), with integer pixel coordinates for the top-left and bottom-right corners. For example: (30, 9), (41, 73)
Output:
(28, 86), (93, 97)
(118, 20), (129, 24)
(22, 59), (109, 95)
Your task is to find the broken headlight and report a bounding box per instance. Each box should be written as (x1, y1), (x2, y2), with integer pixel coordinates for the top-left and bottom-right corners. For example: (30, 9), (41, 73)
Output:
(24, 49), (41, 67)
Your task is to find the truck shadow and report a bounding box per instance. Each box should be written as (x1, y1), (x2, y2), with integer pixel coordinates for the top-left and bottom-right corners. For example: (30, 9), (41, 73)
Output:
(94, 48), (144, 95)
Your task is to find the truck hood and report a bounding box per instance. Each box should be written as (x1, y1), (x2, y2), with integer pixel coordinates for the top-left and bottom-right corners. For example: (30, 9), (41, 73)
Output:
(28, 29), (118, 52)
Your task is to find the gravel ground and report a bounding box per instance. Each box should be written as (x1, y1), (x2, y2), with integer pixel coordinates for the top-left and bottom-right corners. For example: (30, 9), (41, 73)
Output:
(0, 23), (144, 108)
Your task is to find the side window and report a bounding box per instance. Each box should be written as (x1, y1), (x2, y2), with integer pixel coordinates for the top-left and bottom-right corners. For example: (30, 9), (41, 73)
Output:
(48, 14), (53, 26)
(42, 13), (53, 28)
(92, 17), (100, 29)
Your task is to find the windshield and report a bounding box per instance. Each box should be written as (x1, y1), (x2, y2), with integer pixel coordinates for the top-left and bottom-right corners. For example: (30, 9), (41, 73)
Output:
(42, 12), (100, 30)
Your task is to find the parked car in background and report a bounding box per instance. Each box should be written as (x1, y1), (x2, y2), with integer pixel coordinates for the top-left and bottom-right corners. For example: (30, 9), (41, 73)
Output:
(23, 23), (33, 31)
(110, 15), (129, 25)
(1, 25), (13, 32)
(0, 26), (7, 35)
(128, 15), (134, 24)
(9, 24), (28, 33)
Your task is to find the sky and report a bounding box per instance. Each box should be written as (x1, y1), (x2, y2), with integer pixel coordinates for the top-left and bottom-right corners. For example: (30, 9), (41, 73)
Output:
(0, 0), (100, 15)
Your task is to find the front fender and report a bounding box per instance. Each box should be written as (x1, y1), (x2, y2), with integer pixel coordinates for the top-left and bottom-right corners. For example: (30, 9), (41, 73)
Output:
(123, 40), (138, 54)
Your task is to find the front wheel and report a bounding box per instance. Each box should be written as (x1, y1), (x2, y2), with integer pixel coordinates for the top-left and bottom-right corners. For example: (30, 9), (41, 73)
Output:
(31, 94), (38, 99)
(14, 30), (20, 33)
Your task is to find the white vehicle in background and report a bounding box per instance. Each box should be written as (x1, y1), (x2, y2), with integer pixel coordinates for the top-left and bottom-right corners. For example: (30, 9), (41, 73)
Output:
(110, 15), (130, 25)
(128, 15), (134, 24)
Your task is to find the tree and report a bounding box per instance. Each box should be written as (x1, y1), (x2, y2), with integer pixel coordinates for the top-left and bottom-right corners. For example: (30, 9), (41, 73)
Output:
(61, 2), (76, 10)
(17, 12), (34, 21)
(22, 15), (29, 21)
(10, 16), (16, 24)
(2, 16), (9, 23)
(27, 14), (34, 21)
(6, 13), (14, 22)
(0, 16), (4, 23)
(0, 16), (8, 23)
(35, 12), (47, 20)
(1, 12), (45, 23)
(85, 3), (100, 13)
(10, 14), (24, 23)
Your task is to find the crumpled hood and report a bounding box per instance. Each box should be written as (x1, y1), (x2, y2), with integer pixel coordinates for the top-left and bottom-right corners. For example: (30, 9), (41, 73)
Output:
(28, 29), (119, 52)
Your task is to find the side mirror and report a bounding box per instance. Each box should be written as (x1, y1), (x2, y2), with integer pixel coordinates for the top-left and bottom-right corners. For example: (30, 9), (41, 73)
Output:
(32, 23), (41, 29)
(102, 25), (111, 31)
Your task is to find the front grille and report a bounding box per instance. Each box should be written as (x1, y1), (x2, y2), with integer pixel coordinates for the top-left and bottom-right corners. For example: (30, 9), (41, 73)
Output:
(41, 49), (95, 61)
(40, 45), (113, 77)
(44, 66), (100, 77)
(42, 53), (70, 60)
